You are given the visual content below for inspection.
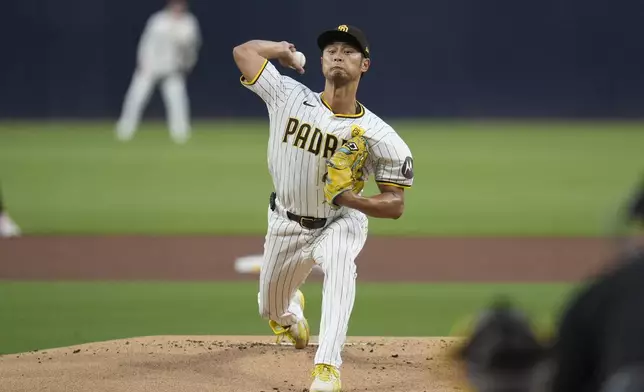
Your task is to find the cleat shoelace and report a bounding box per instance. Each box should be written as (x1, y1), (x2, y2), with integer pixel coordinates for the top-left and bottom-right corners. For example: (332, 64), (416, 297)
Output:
(269, 321), (296, 345)
(312, 364), (339, 382)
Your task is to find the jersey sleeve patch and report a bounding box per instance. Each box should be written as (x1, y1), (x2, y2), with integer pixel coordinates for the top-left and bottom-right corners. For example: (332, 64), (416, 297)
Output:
(401, 156), (414, 180)
(371, 132), (414, 188)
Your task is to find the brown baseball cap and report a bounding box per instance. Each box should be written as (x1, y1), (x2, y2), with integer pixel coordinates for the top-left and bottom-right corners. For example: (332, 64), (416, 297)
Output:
(317, 25), (370, 58)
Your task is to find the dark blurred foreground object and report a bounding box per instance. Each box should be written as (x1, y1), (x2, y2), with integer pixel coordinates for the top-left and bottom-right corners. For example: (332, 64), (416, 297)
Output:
(549, 250), (644, 392)
(454, 250), (644, 392)
(454, 298), (550, 392)
(0, 183), (21, 238)
(611, 174), (644, 257)
(626, 178), (644, 224)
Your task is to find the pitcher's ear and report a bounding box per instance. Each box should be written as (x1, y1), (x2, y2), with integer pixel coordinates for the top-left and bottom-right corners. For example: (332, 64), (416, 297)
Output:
(361, 57), (370, 73)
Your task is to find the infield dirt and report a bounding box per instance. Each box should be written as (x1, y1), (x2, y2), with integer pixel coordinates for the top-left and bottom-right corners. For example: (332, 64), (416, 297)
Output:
(0, 336), (467, 392)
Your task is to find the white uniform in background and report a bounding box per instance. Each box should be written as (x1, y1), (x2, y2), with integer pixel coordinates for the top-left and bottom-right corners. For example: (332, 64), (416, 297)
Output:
(0, 213), (20, 238)
(0, 186), (21, 238)
(116, 8), (201, 144)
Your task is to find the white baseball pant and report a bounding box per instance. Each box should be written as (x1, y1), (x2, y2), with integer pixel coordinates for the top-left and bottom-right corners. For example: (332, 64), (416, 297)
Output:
(116, 70), (191, 143)
(257, 197), (368, 368)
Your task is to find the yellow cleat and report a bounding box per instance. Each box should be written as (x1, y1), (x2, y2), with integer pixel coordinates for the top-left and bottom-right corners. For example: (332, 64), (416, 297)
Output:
(268, 290), (309, 349)
(310, 364), (341, 392)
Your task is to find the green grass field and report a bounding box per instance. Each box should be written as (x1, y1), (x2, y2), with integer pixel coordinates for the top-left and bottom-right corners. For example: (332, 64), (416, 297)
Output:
(0, 120), (642, 236)
(0, 281), (576, 355)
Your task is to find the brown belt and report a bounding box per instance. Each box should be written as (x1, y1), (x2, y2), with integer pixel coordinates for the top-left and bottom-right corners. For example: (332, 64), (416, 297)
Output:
(286, 211), (327, 230)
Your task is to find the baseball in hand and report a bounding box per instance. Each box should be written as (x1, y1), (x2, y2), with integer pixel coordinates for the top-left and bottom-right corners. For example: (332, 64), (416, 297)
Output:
(292, 51), (306, 69)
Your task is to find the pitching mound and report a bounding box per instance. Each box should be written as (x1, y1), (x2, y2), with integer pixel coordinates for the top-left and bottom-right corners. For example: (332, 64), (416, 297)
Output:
(0, 336), (468, 392)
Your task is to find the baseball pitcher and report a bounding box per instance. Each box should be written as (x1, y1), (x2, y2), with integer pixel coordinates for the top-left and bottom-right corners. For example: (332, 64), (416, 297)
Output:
(233, 25), (414, 392)
(115, 0), (201, 144)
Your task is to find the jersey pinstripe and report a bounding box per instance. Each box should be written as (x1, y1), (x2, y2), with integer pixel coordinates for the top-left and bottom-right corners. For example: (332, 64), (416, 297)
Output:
(241, 58), (413, 371)
(241, 60), (414, 218)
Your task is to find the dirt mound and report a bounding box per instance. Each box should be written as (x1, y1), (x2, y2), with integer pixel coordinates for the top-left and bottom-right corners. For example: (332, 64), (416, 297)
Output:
(0, 336), (468, 392)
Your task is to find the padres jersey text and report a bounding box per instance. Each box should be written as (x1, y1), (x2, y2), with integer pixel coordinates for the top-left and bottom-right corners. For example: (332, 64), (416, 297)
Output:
(241, 60), (414, 218)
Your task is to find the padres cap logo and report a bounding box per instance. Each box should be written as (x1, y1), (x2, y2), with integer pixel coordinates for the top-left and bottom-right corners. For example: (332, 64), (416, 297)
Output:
(337, 25), (349, 32)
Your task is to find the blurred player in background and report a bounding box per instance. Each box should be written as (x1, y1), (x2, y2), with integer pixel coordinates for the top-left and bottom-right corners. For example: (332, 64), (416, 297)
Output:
(0, 184), (21, 238)
(115, 0), (201, 144)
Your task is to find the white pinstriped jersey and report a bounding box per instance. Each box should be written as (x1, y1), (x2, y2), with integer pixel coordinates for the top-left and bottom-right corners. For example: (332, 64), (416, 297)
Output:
(241, 60), (414, 218)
